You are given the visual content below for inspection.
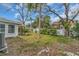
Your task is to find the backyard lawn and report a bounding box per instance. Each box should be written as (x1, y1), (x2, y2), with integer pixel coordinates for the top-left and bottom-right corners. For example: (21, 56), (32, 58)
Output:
(0, 33), (79, 56)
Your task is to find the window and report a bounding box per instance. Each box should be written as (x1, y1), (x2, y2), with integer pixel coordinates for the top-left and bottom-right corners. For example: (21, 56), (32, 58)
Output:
(8, 25), (15, 33)
(0, 24), (5, 32)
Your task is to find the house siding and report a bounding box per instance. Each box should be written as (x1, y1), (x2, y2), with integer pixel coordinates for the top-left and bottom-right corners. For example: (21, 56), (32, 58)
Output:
(0, 22), (18, 38)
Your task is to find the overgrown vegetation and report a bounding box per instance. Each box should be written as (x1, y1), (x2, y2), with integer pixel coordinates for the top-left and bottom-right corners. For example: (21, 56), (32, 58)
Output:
(1, 33), (78, 56)
(40, 28), (57, 36)
(1, 3), (79, 56)
(73, 22), (79, 39)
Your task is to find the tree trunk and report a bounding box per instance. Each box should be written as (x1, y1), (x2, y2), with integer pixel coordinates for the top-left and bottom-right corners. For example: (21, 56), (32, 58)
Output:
(65, 29), (70, 37)
(19, 25), (25, 35)
(30, 18), (32, 32)
(20, 22), (25, 35)
(38, 4), (42, 39)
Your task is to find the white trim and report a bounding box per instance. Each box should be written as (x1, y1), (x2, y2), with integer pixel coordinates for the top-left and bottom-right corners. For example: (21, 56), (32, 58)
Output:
(0, 22), (18, 38)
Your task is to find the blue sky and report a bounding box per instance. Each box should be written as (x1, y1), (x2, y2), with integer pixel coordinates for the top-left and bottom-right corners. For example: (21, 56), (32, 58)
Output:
(0, 4), (15, 20)
(0, 3), (79, 23)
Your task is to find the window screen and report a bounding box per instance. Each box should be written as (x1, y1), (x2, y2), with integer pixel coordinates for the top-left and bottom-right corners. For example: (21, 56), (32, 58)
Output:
(8, 25), (15, 33)
(0, 24), (5, 32)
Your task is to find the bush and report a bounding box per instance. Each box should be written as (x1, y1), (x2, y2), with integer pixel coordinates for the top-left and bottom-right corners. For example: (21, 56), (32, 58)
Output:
(72, 22), (79, 39)
(40, 28), (57, 35)
(24, 28), (29, 33)
(48, 29), (57, 36)
(40, 28), (49, 35)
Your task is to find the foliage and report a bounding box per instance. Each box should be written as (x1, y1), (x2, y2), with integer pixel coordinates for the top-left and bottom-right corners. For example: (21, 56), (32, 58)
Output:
(63, 21), (70, 30)
(40, 28), (49, 35)
(24, 28), (29, 33)
(32, 15), (51, 28)
(19, 26), (30, 35)
(48, 29), (57, 36)
(43, 16), (51, 28)
(73, 22), (79, 39)
(59, 20), (72, 36)
(40, 28), (57, 35)
(32, 17), (39, 28)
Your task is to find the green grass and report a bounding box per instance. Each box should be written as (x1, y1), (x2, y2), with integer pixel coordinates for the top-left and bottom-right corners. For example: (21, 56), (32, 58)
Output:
(18, 33), (73, 48)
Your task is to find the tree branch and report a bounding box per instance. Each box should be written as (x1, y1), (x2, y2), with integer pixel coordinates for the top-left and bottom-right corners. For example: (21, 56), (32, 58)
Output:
(72, 11), (79, 20)
(47, 5), (63, 20)
(63, 3), (70, 21)
(47, 5), (64, 25)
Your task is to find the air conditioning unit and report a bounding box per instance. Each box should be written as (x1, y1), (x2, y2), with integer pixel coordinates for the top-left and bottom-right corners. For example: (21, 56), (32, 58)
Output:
(0, 32), (8, 53)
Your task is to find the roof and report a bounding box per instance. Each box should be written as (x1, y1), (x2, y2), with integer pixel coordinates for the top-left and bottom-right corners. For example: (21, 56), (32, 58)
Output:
(0, 17), (21, 25)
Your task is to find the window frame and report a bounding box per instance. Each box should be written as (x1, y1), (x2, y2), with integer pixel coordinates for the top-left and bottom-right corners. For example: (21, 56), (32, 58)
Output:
(0, 24), (5, 33)
(8, 25), (15, 33)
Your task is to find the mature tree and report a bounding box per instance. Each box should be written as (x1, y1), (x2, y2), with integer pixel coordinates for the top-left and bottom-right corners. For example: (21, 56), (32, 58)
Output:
(2, 3), (29, 34)
(15, 3), (28, 26)
(27, 3), (46, 38)
(47, 3), (79, 36)
(3, 3), (28, 25)
(15, 3), (29, 34)
(32, 15), (50, 28)
(27, 4), (35, 32)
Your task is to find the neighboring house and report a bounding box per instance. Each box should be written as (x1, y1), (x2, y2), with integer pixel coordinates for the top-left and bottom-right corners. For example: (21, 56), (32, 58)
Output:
(0, 17), (21, 38)
(52, 22), (60, 29)
(52, 20), (76, 29)
(52, 19), (77, 36)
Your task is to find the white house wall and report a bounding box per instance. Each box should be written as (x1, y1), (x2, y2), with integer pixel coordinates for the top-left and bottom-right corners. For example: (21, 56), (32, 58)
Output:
(5, 24), (18, 38)
(0, 22), (18, 38)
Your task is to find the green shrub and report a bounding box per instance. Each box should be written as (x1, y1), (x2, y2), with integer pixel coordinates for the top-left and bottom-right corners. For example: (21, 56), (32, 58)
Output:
(40, 28), (57, 35)
(72, 22), (79, 39)
(40, 28), (48, 35)
(24, 28), (29, 33)
(48, 29), (57, 36)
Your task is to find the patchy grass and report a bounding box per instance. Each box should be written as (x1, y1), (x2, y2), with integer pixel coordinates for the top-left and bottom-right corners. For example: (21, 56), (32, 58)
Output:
(19, 33), (72, 46)
(0, 33), (79, 56)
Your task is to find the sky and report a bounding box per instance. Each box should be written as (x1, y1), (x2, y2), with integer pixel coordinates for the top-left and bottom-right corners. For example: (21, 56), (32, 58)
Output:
(0, 3), (79, 24)
(0, 4), (15, 20)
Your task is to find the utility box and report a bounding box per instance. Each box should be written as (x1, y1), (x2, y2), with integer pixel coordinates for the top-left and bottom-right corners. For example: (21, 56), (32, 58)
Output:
(0, 32), (8, 53)
(0, 32), (5, 49)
